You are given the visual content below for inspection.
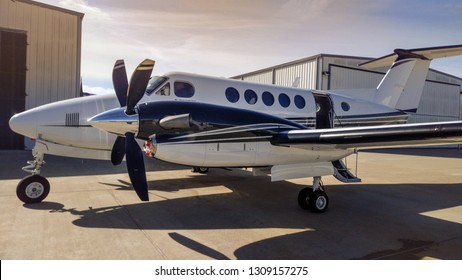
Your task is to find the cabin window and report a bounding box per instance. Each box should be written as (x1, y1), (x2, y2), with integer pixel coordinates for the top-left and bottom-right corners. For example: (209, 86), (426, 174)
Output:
(294, 95), (306, 109)
(174, 81), (195, 98)
(156, 83), (170, 96)
(262, 91), (274, 106)
(145, 76), (168, 95)
(225, 87), (240, 103)
(341, 102), (350, 111)
(244, 89), (258, 105)
(278, 93), (290, 108)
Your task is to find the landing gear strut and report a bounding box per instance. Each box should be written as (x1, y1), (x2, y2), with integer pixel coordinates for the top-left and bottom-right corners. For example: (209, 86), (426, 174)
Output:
(16, 152), (50, 203)
(297, 176), (329, 213)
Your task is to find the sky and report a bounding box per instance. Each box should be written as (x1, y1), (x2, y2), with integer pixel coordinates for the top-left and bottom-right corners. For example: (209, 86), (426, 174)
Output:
(36, 0), (462, 94)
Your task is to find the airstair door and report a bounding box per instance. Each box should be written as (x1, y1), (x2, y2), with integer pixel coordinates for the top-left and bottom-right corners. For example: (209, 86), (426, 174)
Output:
(313, 92), (334, 129)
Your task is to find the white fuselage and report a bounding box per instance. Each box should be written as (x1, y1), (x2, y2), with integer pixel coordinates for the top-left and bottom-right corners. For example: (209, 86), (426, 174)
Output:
(9, 72), (404, 169)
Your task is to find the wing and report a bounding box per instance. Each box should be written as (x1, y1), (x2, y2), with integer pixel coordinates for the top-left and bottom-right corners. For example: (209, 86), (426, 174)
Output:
(271, 121), (462, 150)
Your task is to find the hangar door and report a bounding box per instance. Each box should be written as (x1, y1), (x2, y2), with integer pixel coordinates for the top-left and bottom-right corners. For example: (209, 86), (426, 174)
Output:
(0, 29), (26, 149)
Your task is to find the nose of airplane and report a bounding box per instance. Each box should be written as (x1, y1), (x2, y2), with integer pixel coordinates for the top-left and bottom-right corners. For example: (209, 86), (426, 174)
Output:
(88, 107), (139, 136)
(9, 109), (39, 139)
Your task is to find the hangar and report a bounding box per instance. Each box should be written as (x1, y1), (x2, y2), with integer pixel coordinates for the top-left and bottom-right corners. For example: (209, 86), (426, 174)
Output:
(0, 0), (83, 149)
(232, 53), (462, 124)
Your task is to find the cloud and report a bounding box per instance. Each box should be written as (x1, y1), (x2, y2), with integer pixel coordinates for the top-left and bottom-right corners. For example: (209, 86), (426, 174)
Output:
(36, 0), (462, 88)
(82, 84), (114, 95)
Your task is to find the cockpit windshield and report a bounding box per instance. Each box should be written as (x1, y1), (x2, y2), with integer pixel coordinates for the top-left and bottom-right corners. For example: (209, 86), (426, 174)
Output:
(145, 76), (168, 95)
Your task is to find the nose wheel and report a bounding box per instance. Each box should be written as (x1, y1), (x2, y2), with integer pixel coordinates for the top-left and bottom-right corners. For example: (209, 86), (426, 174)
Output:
(17, 150), (50, 204)
(297, 177), (329, 213)
(16, 174), (50, 204)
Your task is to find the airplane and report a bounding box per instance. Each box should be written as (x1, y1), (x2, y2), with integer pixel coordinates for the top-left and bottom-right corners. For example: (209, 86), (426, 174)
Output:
(8, 44), (462, 213)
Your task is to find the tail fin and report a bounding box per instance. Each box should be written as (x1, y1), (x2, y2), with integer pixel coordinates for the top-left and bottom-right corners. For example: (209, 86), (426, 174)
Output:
(360, 45), (462, 112)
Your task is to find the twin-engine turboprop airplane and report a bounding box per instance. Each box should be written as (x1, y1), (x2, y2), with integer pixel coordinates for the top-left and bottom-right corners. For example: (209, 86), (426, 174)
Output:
(8, 44), (462, 213)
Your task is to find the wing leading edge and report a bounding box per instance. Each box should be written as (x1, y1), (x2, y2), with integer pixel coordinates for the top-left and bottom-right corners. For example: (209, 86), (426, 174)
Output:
(271, 121), (462, 150)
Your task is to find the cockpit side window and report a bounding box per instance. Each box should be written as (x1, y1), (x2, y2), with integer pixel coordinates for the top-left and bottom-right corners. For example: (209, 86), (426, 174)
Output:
(156, 83), (170, 96)
(145, 76), (168, 95)
(174, 81), (195, 98)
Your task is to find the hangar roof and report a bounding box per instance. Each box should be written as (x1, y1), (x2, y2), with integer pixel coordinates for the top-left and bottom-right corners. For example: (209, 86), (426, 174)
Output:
(16, 0), (84, 18)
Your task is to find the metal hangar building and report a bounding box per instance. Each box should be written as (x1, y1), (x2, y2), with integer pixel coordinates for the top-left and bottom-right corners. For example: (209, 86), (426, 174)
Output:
(0, 0), (83, 149)
(232, 53), (462, 124)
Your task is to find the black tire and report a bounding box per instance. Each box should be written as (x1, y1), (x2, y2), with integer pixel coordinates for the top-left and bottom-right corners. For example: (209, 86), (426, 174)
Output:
(297, 187), (313, 210)
(16, 175), (50, 204)
(197, 167), (209, 174)
(309, 190), (329, 213)
(192, 167), (209, 174)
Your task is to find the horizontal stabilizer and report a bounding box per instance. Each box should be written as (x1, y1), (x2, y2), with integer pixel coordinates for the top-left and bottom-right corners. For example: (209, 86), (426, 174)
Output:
(360, 44), (462, 69)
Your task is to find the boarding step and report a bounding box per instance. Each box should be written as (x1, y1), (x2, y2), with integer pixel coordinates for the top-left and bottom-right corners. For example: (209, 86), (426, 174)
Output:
(332, 159), (361, 183)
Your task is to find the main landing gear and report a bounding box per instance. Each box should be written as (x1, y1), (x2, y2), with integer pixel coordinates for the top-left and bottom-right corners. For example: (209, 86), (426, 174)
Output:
(297, 176), (329, 213)
(16, 152), (50, 204)
(191, 167), (209, 174)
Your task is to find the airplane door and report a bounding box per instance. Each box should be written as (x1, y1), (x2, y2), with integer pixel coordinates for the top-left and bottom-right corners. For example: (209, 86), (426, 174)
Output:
(313, 92), (334, 129)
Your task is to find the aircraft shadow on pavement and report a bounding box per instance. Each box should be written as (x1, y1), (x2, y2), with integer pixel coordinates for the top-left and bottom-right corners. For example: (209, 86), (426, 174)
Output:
(0, 151), (183, 180)
(24, 169), (462, 260)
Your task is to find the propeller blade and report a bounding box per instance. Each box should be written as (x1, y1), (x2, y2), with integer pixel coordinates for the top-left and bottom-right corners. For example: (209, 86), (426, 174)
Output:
(111, 136), (126, 166)
(112, 59), (128, 107)
(125, 132), (149, 201)
(126, 59), (155, 115)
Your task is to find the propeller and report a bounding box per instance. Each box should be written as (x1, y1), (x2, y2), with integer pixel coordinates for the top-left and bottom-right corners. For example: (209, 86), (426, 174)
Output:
(126, 59), (155, 115)
(112, 59), (128, 107)
(125, 132), (149, 201)
(109, 58), (155, 201)
(110, 59), (129, 165)
(110, 136), (125, 166)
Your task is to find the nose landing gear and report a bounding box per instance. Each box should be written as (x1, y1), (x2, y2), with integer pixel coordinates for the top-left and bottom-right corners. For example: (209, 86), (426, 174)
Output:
(16, 152), (50, 204)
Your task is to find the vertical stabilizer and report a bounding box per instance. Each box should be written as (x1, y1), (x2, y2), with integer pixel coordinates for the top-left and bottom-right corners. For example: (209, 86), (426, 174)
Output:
(360, 45), (462, 112)
(372, 50), (430, 112)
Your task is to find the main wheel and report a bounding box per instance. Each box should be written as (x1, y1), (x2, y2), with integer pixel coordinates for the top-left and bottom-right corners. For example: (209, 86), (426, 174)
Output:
(309, 190), (329, 213)
(297, 187), (313, 210)
(16, 175), (50, 204)
(192, 167), (209, 174)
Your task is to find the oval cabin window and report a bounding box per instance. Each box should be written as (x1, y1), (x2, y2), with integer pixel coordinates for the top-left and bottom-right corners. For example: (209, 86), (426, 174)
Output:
(294, 95), (306, 109)
(341, 102), (351, 111)
(225, 87), (240, 103)
(278, 93), (290, 108)
(262, 91), (274, 106)
(244, 89), (258, 105)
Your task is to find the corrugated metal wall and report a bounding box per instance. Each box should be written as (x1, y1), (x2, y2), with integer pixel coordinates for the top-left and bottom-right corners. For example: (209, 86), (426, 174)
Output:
(319, 56), (372, 90)
(0, 0), (83, 109)
(274, 60), (317, 89)
(239, 69), (273, 85)
(409, 81), (461, 123)
(329, 65), (383, 89)
(234, 57), (318, 89)
(427, 69), (462, 85)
